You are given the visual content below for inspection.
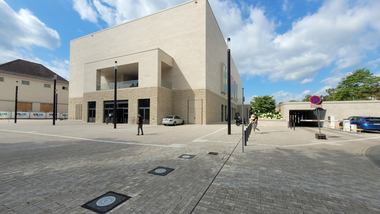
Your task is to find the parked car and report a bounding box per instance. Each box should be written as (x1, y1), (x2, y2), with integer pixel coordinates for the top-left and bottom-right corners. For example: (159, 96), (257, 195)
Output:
(162, 115), (184, 126)
(339, 116), (380, 131)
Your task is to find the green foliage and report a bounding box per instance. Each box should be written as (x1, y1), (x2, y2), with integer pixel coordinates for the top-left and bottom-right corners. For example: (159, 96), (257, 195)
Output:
(302, 94), (312, 102)
(251, 112), (282, 120)
(250, 95), (276, 114)
(289, 100), (299, 102)
(325, 68), (380, 101)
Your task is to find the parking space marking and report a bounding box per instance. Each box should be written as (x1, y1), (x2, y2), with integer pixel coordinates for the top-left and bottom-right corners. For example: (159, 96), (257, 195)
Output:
(192, 127), (227, 142)
(0, 129), (186, 148)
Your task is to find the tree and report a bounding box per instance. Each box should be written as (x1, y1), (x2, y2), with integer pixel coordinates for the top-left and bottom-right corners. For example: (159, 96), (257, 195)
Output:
(325, 68), (380, 101)
(250, 95), (276, 114)
(289, 100), (298, 102)
(302, 94), (312, 102)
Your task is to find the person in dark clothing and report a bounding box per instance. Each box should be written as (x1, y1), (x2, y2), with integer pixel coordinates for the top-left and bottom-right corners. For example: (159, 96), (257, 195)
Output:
(137, 114), (144, 135)
(252, 113), (261, 133)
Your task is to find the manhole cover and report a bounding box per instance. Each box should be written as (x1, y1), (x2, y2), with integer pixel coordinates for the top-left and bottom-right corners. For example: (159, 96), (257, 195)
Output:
(178, 154), (195, 159)
(208, 152), (218, 155)
(148, 167), (175, 176)
(96, 196), (116, 206)
(81, 191), (130, 214)
(155, 168), (167, 173)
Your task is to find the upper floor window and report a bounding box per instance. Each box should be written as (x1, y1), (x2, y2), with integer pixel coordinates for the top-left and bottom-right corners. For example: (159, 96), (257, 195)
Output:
(22, 80), (30, 85)
(44, 84), (51, 88)
(0, 77), (3, 82)
(62, 86), (68, 90)
(221, 63), (227, 93)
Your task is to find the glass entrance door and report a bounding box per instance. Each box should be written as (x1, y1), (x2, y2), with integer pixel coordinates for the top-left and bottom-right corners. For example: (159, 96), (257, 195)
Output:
(88, 101), (96, 123)
(103, 100), (128, 123)
(138, 99), (150, 124)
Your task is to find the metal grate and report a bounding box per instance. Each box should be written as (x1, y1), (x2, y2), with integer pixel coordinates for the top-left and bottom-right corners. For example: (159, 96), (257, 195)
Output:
(148, 167), (175, 176)
(178, 154), (196, 159)
(81, 191), (130, 214)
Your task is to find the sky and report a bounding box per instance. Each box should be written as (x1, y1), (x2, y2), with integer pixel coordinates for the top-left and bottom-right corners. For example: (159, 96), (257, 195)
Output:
(1, 0), (380, 104)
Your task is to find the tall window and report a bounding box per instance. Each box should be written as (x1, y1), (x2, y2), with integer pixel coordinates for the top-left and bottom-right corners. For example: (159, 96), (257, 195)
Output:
(0, 77), (3, 82)
(221, 64), (227, 93)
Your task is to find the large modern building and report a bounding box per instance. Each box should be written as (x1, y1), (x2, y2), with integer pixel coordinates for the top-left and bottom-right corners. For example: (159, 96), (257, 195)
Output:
(69, 0), (249, 125)
(0, 59), (69, 115)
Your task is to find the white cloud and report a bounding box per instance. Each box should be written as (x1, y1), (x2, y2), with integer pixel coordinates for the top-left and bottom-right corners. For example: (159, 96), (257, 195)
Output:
(320, 75), (343, 86)
(315, 86), (330, 96)
(282, 0), (291, 11)
(368, 57), (380, 68)
(301, 78), (313, 84)
(70, 0), (380, 84)
(272, 91), (303, 103)
(73, 0), (189, 27)
(0, 0), (61, 62)
(72, 0), (98, 23)
(0, 1), (68, 79)
(209, 0), (380, 82)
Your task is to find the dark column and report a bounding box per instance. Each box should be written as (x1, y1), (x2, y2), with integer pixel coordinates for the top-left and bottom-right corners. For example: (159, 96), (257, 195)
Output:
(227, 48), (231, 135)
(53, 77), (56, 125)
(114, 61), (117, 129)
(14, 81), (18, 123)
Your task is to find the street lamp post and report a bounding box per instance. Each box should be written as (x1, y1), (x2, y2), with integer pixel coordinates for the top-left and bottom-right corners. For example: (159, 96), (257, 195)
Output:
(114, 61), (117, 129)
(227, 38), (231, 135)
(14, 81), (18, 123)
(53, 75), (57, 125)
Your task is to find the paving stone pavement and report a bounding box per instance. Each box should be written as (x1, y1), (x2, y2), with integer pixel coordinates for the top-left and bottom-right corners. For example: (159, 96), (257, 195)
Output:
(0, 120), (380, 214)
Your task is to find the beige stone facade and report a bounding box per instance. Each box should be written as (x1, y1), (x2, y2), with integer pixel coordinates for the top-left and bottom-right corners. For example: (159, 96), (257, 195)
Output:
(278, 100), (380, 127)
(0, 71), (68, 114)
(69, 0), (245, 125)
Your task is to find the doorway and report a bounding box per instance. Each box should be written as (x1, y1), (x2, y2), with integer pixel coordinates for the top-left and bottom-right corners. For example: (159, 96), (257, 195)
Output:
(188, 100), (202, 124)
(103, 100), (128, 123)
(88, 101), (96, 123)
(138, 99), (150, 125)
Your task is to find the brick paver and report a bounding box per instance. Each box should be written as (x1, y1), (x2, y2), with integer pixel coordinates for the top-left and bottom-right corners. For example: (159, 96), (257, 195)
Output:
(0, 120), (380, 213)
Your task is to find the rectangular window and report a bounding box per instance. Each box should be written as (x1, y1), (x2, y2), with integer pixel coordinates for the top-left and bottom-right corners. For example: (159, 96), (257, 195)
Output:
(22, 80), (30, 85)
(40, 103), (53, 112)
(62, 86), (68, 90)
(44, 84), (51, 88)
(17, 102), (32, 112)
(0, 77), (3, 82)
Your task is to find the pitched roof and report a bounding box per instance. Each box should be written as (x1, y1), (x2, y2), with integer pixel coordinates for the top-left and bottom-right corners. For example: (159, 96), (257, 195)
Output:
(0, 59), (69, 84)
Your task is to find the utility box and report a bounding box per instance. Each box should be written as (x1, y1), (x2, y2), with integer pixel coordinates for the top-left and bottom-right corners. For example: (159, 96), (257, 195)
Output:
(329, 116), (335, 129)
(351, 124), (357, 132)
(343, 120), (351, 132)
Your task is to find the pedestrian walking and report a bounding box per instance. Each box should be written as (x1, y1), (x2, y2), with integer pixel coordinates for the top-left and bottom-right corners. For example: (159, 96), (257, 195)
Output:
(252, 113), (261, 133)
(137, 114), (144, 135)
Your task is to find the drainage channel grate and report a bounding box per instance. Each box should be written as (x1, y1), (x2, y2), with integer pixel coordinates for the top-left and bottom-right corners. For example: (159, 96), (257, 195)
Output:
(178, 154), (196, 159)
(81, 191), (130, 214)
(208, 152), (218, 155)
(148, 167), (175, 176)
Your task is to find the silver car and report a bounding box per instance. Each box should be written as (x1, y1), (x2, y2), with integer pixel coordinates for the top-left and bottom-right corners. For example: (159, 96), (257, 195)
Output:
(162, 115), (184, 126)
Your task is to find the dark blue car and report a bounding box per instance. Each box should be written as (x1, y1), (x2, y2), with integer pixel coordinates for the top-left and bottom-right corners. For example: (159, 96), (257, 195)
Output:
(340, 116), (380, 131)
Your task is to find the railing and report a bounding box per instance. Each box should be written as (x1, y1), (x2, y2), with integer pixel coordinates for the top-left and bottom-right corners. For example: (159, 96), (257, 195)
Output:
(97, 80), (138, 90)
(161, 80), (172, 89)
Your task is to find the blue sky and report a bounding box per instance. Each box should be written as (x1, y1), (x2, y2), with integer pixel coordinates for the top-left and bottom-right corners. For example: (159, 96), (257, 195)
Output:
(1, 0), (380, 104)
